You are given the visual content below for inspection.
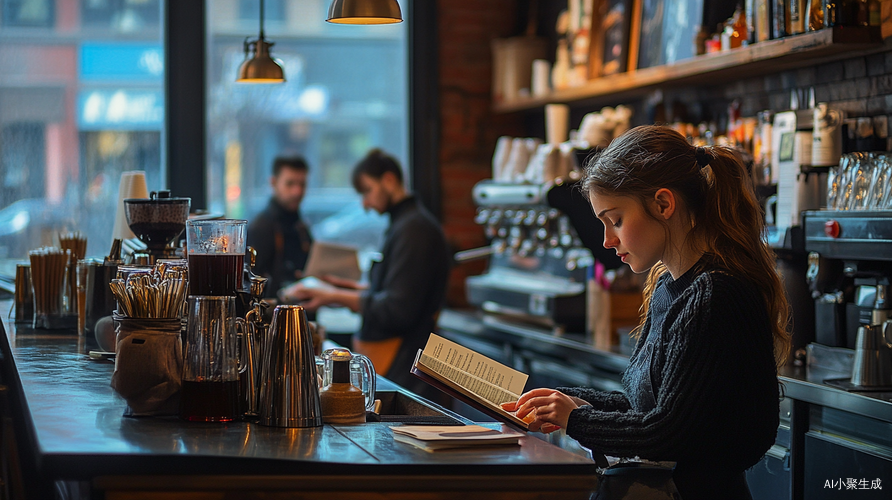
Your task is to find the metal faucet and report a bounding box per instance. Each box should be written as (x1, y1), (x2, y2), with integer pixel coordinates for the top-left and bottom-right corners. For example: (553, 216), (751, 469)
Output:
(240, 247), (269, 419)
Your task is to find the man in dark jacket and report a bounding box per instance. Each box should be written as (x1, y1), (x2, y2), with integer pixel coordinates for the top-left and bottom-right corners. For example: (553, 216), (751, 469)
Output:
(247, 156), (313, 299)
(283, 149), (450, 392)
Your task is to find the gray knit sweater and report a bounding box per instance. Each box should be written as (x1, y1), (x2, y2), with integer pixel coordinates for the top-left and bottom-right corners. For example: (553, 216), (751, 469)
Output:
(560, 264), (779, 480)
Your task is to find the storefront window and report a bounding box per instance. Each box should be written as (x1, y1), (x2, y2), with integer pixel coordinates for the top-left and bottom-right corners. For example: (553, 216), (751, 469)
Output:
(0, 0), (164, 259)
(2, 0), (54, 27)
(206, 0), (409, 252)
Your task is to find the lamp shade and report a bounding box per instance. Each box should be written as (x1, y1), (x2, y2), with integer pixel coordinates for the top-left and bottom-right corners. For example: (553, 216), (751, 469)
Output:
(326, 0), (402, 24)
(236, 40), (285, 83)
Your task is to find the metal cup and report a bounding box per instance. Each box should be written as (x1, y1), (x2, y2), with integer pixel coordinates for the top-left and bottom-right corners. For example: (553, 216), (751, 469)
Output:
(14, 264), (33, 324)
(851, 323), (892, 387)
(84, 259), (118, 337)
(258, 305), (322, 428)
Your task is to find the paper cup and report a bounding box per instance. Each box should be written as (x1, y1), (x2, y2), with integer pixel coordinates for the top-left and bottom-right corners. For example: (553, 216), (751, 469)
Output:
(532, 59), (551, 97)
(111, 171), (149, 242)
(545, 104), (570, 145)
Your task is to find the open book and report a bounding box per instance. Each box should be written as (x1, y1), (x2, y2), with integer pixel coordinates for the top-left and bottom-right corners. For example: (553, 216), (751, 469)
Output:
(410, 333), (530, 430)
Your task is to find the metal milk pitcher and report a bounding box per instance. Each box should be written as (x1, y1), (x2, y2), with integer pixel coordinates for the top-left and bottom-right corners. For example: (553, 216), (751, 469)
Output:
(258, 305), (322, 428)
(851, 322), (892, 387)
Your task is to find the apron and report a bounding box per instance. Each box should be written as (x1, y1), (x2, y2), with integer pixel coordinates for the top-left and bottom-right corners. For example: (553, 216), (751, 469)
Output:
(592, 329), (680, 499)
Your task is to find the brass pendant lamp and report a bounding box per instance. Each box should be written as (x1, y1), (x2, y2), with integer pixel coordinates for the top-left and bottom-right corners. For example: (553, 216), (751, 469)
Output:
(326, 0), (402, 25)
(236, 0), (285, 83)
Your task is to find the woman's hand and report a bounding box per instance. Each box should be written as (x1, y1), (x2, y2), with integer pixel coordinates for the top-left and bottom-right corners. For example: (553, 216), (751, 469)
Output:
(500, 388), (578, 433)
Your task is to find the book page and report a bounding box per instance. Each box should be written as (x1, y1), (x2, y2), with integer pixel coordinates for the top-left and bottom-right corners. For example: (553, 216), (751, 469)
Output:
(418, 333), (528, 406)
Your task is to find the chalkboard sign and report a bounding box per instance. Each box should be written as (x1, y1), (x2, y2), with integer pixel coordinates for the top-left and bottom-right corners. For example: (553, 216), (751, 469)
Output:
(637, 0), (705, 69)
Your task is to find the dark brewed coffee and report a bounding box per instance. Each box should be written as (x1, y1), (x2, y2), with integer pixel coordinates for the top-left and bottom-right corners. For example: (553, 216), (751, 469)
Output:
(188, 254), (244, 296)
(180, 380), (240, 422)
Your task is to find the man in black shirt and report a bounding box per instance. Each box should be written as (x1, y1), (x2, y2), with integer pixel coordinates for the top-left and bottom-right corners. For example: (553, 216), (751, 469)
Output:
(283, 149), (450, 391)
(248, 156), (313, 299)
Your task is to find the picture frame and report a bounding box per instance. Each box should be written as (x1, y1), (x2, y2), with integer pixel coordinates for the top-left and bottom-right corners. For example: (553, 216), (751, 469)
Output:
(633, 0), (737, 71)
(588, 0), (635, 78)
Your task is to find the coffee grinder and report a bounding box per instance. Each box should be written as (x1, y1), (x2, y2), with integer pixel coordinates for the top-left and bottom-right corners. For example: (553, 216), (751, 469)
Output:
(123, 190), (190, 263)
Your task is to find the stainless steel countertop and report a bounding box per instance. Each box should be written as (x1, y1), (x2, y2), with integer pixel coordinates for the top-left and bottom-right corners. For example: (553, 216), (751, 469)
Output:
(0, 302), (596, 482)
(778, 365), (892, 424)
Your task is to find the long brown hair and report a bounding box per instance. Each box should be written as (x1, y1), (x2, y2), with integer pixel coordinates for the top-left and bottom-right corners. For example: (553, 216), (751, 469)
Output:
(583, 125), (791, 368)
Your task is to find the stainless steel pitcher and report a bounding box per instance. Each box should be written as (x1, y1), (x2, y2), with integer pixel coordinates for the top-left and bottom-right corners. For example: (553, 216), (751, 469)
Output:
(258, 305), (322, 428)
(851, 322), (892, 387)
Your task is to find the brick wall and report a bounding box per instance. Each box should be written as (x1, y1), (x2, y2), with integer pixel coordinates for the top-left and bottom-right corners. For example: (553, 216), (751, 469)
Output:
(437, 0), (524, 307)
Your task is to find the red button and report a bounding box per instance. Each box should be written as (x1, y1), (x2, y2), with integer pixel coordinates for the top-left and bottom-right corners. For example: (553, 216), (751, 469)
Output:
(824, 220), (840, 238)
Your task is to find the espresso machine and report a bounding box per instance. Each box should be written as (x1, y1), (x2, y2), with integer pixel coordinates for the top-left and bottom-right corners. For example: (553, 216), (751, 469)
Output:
(802, 209), (892, 389)
(463, 175), (622, 333)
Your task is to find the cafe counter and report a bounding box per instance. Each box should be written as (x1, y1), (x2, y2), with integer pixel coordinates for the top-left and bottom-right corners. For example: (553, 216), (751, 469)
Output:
(0, 302), (599, 499)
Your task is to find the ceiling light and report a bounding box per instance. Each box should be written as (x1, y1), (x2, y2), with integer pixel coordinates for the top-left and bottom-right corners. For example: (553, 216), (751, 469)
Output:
(326, 0), (402, 25)
(236, 0), (285, 83)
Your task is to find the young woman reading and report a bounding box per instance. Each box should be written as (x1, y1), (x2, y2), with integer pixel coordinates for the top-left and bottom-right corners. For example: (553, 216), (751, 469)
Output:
(502, 125), (791, 500)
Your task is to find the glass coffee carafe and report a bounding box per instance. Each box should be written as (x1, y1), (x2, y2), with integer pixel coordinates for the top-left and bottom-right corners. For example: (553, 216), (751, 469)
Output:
(180, 296), (245, 422)
(186, 219), (246, 296)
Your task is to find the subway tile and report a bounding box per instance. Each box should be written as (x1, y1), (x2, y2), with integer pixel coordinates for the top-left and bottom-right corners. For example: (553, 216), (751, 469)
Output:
(854, 77), (872, 98)
(816, 61), (845, 84)
(844, 57), (867, 79)
(795, 67), (817, 87)
(867, 53), (886, 76)
(764, 73), (784, 92)
(780, 70), (798, 90)
(872, 75), (892, 94)
(866, 96), (886, 115)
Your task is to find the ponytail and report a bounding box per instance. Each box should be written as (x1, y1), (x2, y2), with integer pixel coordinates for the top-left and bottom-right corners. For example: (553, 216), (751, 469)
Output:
(697, 147), (792, 366)
(583, 126), (792, 368)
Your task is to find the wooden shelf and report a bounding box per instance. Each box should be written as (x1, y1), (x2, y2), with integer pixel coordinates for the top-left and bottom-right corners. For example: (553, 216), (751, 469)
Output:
(494, 27), (885, 113)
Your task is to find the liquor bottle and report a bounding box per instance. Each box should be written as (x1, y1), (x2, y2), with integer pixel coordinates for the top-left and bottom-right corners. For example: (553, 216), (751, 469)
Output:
(757, 0), (772, 41)
(732, 4), (749, 47)
(746, 0), (757, 43)
(788, 0), (808, 33)
(808, 0), (825, 30)
(774, 0), (788, 38)
(868, 0), (880, 26)
(824, 0), (864, 27)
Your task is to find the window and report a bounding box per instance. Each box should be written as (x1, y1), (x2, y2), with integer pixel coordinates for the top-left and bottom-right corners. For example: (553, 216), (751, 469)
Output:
(2, 0), (54, 28)
(206, 0), (409, 252)
(0, 0), (164, 259)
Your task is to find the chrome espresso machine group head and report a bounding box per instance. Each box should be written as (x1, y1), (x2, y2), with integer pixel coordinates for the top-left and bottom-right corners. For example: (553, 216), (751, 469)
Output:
(465, 178), (622, 332)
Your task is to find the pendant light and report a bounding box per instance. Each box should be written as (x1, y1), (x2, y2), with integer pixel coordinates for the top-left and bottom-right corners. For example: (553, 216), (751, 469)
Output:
(236, 0), (285, 83)
(326, 0), (402, 25)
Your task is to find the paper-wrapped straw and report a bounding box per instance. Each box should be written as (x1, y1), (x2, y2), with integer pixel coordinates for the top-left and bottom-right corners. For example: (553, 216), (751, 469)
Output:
(109, 266), (187, 319)
(60, 232), (87, 314)
(29, 247), (70, 317)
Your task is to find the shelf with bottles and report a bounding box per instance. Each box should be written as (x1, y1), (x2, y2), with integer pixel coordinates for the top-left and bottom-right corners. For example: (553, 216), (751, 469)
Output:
(494, 26), (882, 114)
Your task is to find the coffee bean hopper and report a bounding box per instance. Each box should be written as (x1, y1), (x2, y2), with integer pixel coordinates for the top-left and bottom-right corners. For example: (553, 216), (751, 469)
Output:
(124, 190), (191, 263)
